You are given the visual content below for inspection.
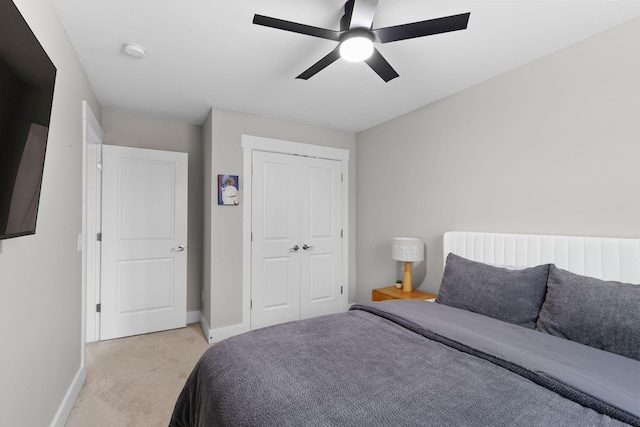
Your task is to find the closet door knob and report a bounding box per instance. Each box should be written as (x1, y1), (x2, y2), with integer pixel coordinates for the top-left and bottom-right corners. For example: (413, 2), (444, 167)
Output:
(289, 245), (300, 252)
(302, 244), (314, 250)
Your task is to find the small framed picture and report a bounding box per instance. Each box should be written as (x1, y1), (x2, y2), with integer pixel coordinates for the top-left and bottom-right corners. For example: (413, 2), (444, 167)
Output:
(218, 175), (239, 205)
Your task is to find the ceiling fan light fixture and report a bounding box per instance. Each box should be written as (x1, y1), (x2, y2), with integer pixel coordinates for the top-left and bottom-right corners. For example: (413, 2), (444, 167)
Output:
(339, 34), (374, 62)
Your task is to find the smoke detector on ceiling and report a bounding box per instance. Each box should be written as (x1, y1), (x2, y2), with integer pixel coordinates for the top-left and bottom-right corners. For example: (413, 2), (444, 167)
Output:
(122, 42), (146, 59)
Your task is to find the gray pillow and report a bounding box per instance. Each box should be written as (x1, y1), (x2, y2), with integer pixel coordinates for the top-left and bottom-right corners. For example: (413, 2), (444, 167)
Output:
(436, 253), (550, 329)
(536, 265), (640, 360)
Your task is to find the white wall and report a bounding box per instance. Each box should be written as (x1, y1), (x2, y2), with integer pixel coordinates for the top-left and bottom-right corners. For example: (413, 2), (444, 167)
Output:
(356, 18), (640, 301)
(0, 0), (101, 425)
(203, 108), (356, 330)
(102, 110), (204, 313)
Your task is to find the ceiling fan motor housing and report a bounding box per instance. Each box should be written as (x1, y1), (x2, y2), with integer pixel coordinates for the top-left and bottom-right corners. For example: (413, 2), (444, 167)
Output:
(340, 28), (374, 42)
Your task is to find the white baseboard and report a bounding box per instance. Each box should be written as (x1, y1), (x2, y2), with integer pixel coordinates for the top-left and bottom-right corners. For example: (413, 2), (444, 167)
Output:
(199, 314), (248, 344)
(50, 365), (86, 427)
(208, 323), (248, 343)
(187, 310), (200, 324)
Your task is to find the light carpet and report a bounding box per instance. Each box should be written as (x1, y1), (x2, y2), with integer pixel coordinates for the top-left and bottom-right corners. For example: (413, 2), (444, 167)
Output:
(66, 323), (211, 427)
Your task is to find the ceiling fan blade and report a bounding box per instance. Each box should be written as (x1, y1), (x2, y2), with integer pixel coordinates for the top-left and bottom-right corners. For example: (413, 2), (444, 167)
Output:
(346, 0), (379, 30)
(373, 12), (470, 43)
(253, 14), (341, 41)
(364, 48), (399, 82)
(296, 47), (341, 80)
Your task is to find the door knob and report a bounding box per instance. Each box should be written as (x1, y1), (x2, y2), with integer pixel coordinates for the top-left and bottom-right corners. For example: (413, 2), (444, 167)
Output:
(289, 245), (300, 252)
(171, 245), (185, 252)
(302, 244), (314, 250)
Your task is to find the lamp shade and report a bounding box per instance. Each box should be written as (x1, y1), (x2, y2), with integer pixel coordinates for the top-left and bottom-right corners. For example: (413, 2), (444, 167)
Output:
(391, 237), (424, 262)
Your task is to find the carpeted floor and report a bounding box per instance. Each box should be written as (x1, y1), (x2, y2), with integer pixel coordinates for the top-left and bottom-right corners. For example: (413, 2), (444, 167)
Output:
(66, 323), (211, 427)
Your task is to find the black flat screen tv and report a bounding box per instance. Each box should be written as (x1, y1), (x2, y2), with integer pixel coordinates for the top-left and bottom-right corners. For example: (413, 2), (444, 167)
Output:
(0, 0), (56, 240)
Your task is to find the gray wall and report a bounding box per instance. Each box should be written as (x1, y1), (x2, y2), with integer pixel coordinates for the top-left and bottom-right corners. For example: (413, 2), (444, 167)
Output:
(202, 111), (213, 326)
(356, 18), (640, 302)
(0, 0), (101, 425)
(203, 108), (356, 329)
(102, 110), (203, 313)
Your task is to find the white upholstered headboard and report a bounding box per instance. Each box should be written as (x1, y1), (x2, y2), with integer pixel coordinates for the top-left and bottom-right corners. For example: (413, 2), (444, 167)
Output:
(443, 231), (640, 284)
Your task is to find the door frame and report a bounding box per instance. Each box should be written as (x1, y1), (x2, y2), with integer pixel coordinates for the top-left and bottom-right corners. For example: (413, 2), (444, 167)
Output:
(241, 135), (349, 333)
(82, 101), (103, 344)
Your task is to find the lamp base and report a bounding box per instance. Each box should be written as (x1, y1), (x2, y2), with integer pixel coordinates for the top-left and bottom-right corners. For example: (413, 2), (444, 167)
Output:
(402, 261), (413, 292)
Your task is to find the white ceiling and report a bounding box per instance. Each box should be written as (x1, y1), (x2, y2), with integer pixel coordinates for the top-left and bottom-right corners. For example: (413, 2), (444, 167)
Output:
(51, 0), (640, 133)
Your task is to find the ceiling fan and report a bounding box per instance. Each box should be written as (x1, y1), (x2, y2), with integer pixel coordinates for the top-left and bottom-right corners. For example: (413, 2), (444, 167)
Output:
(253, 0), (470, 82)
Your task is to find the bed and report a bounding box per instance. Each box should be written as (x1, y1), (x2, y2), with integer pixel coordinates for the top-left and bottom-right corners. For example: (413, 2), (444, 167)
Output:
(170, 231), (640, 427)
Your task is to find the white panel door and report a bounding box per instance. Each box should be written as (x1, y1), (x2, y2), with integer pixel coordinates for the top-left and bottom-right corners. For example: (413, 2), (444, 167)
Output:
(250, 151), (301, 330)
(299, 157), (342, 319)
(101, 145), (188, 340)
(251, 151), (342, 329)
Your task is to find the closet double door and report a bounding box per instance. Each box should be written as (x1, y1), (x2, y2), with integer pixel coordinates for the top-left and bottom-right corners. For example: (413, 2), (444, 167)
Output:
(251, 151), (343, 330)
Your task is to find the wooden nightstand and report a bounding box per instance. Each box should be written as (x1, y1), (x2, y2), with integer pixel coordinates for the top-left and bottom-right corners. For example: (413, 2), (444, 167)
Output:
(372, 286), (437, 302)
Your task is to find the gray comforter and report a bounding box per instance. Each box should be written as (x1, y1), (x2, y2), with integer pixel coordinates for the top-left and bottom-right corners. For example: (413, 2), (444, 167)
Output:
(170, 300), (640, 427)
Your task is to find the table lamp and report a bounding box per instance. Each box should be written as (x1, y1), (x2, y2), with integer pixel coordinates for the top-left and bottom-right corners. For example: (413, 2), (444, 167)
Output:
(392, 237), (424, 293)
